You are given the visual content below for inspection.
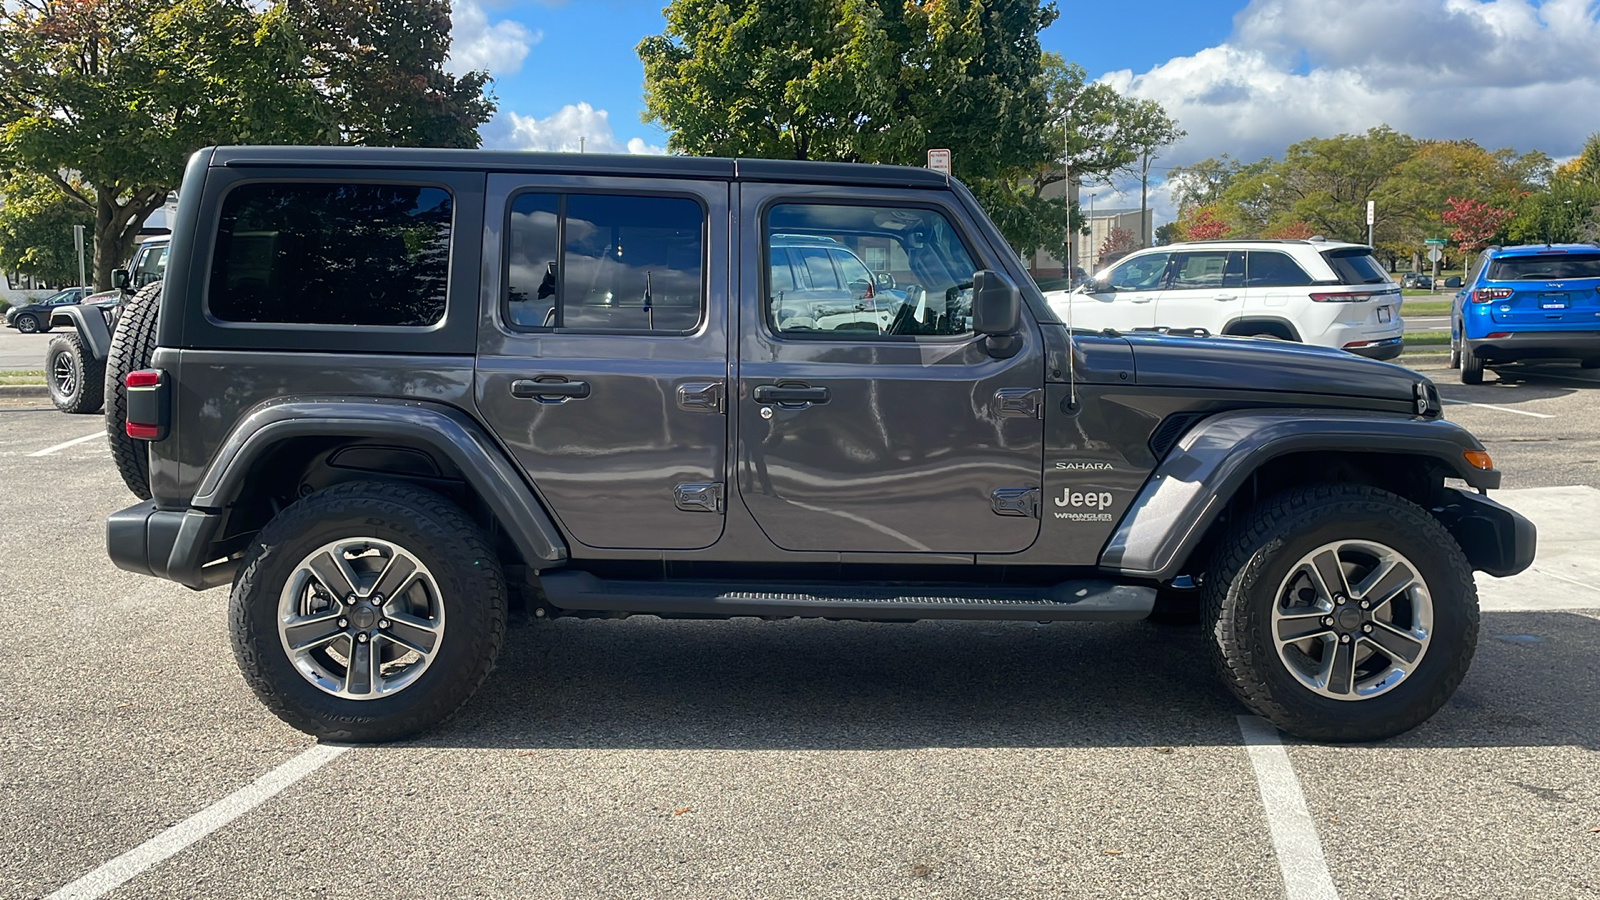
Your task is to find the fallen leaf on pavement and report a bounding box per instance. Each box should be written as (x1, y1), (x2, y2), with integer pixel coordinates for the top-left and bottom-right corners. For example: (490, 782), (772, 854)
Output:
(1104, 849), (1123, 855)
(673, 807), (692, 815)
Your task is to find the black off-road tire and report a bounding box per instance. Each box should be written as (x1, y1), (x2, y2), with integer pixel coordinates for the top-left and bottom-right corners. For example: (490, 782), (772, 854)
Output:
(1459, 340), (1485, 385)
(104, 279), (162, 500)
(1204, 483), (1479, 742)
(47, 333), (105, 414)
(229, 482), (508, 742)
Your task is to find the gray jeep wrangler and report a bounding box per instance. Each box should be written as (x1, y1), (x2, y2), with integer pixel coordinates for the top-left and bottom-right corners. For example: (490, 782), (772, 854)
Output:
(46, 235), (169, 415)
(105, 147), (1534, 743)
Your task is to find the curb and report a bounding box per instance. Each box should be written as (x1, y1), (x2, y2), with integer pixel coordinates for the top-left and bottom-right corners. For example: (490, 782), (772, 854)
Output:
(0, 384), (49, 398)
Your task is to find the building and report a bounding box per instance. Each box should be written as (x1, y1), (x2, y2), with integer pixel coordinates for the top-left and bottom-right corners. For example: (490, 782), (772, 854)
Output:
(1021, 175), (1153, 280)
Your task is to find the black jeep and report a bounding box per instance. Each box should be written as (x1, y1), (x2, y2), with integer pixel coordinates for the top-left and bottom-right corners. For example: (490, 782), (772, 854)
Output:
(104, 147), (1534, 743)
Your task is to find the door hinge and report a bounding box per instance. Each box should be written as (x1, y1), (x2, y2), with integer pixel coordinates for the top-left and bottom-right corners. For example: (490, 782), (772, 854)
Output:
(993, 387), (1042, 418)
(990, 487), (1040, 518)
(674, 482), (724, 513)
(677, 381), (724, 413)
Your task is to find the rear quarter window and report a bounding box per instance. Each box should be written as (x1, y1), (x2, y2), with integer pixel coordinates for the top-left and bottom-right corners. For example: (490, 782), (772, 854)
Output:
(1322, 248), (1391, 285)
(208, 182), (453, 327)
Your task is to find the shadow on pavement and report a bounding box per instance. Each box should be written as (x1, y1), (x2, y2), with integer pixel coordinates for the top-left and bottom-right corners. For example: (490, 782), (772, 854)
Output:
(412, 609), (1600, 752)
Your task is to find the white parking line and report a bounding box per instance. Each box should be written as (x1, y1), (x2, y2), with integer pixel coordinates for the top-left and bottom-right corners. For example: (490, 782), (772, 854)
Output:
(27, 431), (104, 457)
(46, 743), (349, 900)
(1238, 715), (1340, 900)
(1441, 399), (1553, 419)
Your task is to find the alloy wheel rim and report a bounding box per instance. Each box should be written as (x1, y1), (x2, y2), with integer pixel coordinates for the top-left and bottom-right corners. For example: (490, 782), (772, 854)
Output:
(53, 354), (76, 396)
(1271, 539), (1433, 701)
(276, 537), (446, 701)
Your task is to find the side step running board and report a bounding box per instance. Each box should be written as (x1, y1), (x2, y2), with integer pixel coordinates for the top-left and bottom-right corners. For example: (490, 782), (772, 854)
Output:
(540, 571), (1155, 622)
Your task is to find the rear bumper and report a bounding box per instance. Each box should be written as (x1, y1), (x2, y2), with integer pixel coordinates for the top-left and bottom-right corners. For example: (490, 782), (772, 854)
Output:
(107, 501), (237, 590)
(1344, 336), (1404, 360)
(1467, 331), (1600, 362)
(1432, 488), (1536, 578)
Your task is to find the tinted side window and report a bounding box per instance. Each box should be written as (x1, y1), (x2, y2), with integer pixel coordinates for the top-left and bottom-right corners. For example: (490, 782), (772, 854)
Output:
(505, 193), (704, 333)
(765, 203), (979, 339)
(210, 183), (451, 326)
(1245, 251), (1313, 287)
(1107, 253), (1171, 291)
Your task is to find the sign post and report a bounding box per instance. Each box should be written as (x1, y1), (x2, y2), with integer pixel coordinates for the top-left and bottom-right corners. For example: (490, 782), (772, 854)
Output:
(926, 149), (951, 177)
(1426, 246), (1442, 291)
(1366, 200), (1375, 248)
(73, 224), (86, 289)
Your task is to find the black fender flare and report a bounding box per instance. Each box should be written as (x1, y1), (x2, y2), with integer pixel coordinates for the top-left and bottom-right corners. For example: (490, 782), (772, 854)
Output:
(193, 398), (569, 569)
(1221, 315), (1302, 341)
(48, 303), (112, 361)
(1098, 409), (1501, 579)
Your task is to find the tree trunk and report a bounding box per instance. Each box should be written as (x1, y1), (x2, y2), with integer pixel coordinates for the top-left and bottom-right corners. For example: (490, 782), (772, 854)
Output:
(91, 185), (168, 290)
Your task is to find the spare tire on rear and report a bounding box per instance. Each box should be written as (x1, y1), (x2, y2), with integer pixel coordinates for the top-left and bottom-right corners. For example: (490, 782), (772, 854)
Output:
(105, 280), (163, 500)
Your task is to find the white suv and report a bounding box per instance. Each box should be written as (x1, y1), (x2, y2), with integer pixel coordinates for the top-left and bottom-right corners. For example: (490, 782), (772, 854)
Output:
(1045, 239), (1404, 359)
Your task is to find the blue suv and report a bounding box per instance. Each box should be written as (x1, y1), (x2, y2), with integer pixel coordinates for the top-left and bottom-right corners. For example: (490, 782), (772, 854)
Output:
(1450, 243), (1600, 384)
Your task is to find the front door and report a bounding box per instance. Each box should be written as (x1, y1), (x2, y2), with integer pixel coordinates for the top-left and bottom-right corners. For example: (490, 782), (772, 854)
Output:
(735, 187), (1045, 555)
(475, 175), (729, 551)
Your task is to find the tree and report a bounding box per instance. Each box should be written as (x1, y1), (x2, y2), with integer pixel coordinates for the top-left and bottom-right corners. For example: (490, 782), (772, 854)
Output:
(1119, 99), (1182, 247)
(638, 0), (1066, 254)
(0, 0), (495, 288)
(0, 171), (93, 284)
(1096, 225), (1137, 266)
(1275, 127), (1416, 244)
(1262, 220), (1315, 240)
(1180, 204), (1231, 241)
(1441, 197), (1513, 273)
(284, 0), (495, 148)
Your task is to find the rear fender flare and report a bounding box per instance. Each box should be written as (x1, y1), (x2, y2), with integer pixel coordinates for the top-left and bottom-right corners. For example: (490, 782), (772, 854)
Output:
(48, 304), (111, 361)
(1098, 409), (1499, 579)
(194, 398), (568, 569)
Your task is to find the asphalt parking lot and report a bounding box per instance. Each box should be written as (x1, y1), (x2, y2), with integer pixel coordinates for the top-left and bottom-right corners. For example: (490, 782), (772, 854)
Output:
(4, 355), (1598, 900)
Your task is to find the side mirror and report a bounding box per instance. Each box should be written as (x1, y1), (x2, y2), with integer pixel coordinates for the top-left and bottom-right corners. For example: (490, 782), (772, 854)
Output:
(971, 269), (1021, 358)
(111, 269), (130, 291)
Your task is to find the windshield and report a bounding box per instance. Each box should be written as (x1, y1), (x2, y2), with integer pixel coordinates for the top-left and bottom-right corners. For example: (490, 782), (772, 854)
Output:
(1486, 253), (1600, 281)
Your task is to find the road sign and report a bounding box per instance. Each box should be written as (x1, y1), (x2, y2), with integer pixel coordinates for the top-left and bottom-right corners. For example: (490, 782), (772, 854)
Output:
(1424, 238), (1447, 246)
(927, 149), (951, 176)
(1366, 200), (1375, 226)
(1427, 247), (1443, 263)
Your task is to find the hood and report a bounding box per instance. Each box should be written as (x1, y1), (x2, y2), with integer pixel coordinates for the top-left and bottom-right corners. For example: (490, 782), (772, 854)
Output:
(1120, 332), (1426, 407)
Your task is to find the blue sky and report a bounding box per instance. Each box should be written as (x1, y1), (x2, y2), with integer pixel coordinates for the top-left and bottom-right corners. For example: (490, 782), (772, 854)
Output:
(449, 0), (1600, 220)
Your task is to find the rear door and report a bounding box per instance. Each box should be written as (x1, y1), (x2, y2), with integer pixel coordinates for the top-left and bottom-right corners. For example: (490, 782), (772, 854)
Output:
(735, 186), (1044, 554)
(1484, 251), (1600, 329)
(1153, 250), (1243, 332)
(475, 175), (730, 551)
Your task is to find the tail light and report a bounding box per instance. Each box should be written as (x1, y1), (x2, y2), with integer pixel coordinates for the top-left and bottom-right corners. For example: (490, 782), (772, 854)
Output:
(124, 369), (169, 441)
(1471, 288), (1513, 303)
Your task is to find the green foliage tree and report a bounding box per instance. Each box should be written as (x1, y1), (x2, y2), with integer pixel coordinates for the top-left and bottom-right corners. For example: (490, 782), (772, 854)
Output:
(0, 171), (93, 284)
(640, 0), (1086, 258)
(0, 0), (494, 288)
(1119, 99), (1182, 246)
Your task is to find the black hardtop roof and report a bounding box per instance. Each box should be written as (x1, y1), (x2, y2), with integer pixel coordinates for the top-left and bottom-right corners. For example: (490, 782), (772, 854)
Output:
(203, 146), (953, 189)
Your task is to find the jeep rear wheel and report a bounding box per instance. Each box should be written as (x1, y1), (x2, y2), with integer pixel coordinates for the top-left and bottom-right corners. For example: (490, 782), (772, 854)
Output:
(1460, 340), (1485, 385)
(1205, 484), (1478, 742)
(47, 333), (105, 414)
(229, 482), (507, 742)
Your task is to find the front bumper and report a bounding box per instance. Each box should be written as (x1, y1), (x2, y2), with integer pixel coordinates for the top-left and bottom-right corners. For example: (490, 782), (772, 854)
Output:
(1468, 331), (1600, 363)
(107, 501), (236, 590)
(1432, 488), (1536, 578)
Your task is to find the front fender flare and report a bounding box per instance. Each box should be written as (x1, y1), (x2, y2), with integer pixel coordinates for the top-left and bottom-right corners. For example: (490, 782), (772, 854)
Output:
(1099, 409), (1499, 579)
(194, 397), (569, 569)
(48, 304), (111, 361)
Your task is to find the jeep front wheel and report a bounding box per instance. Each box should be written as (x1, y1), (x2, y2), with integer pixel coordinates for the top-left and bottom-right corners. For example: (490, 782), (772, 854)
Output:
(48, 333), (105, 414)
(1205, 484), (1478, 742)
(229, 482), (507, 742)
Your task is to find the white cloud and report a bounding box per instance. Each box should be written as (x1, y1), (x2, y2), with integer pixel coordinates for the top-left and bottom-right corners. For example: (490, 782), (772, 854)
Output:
(446, 0), (538, 77)
(1104, 0), (1600, 176)
(482, 102), (667, 155)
